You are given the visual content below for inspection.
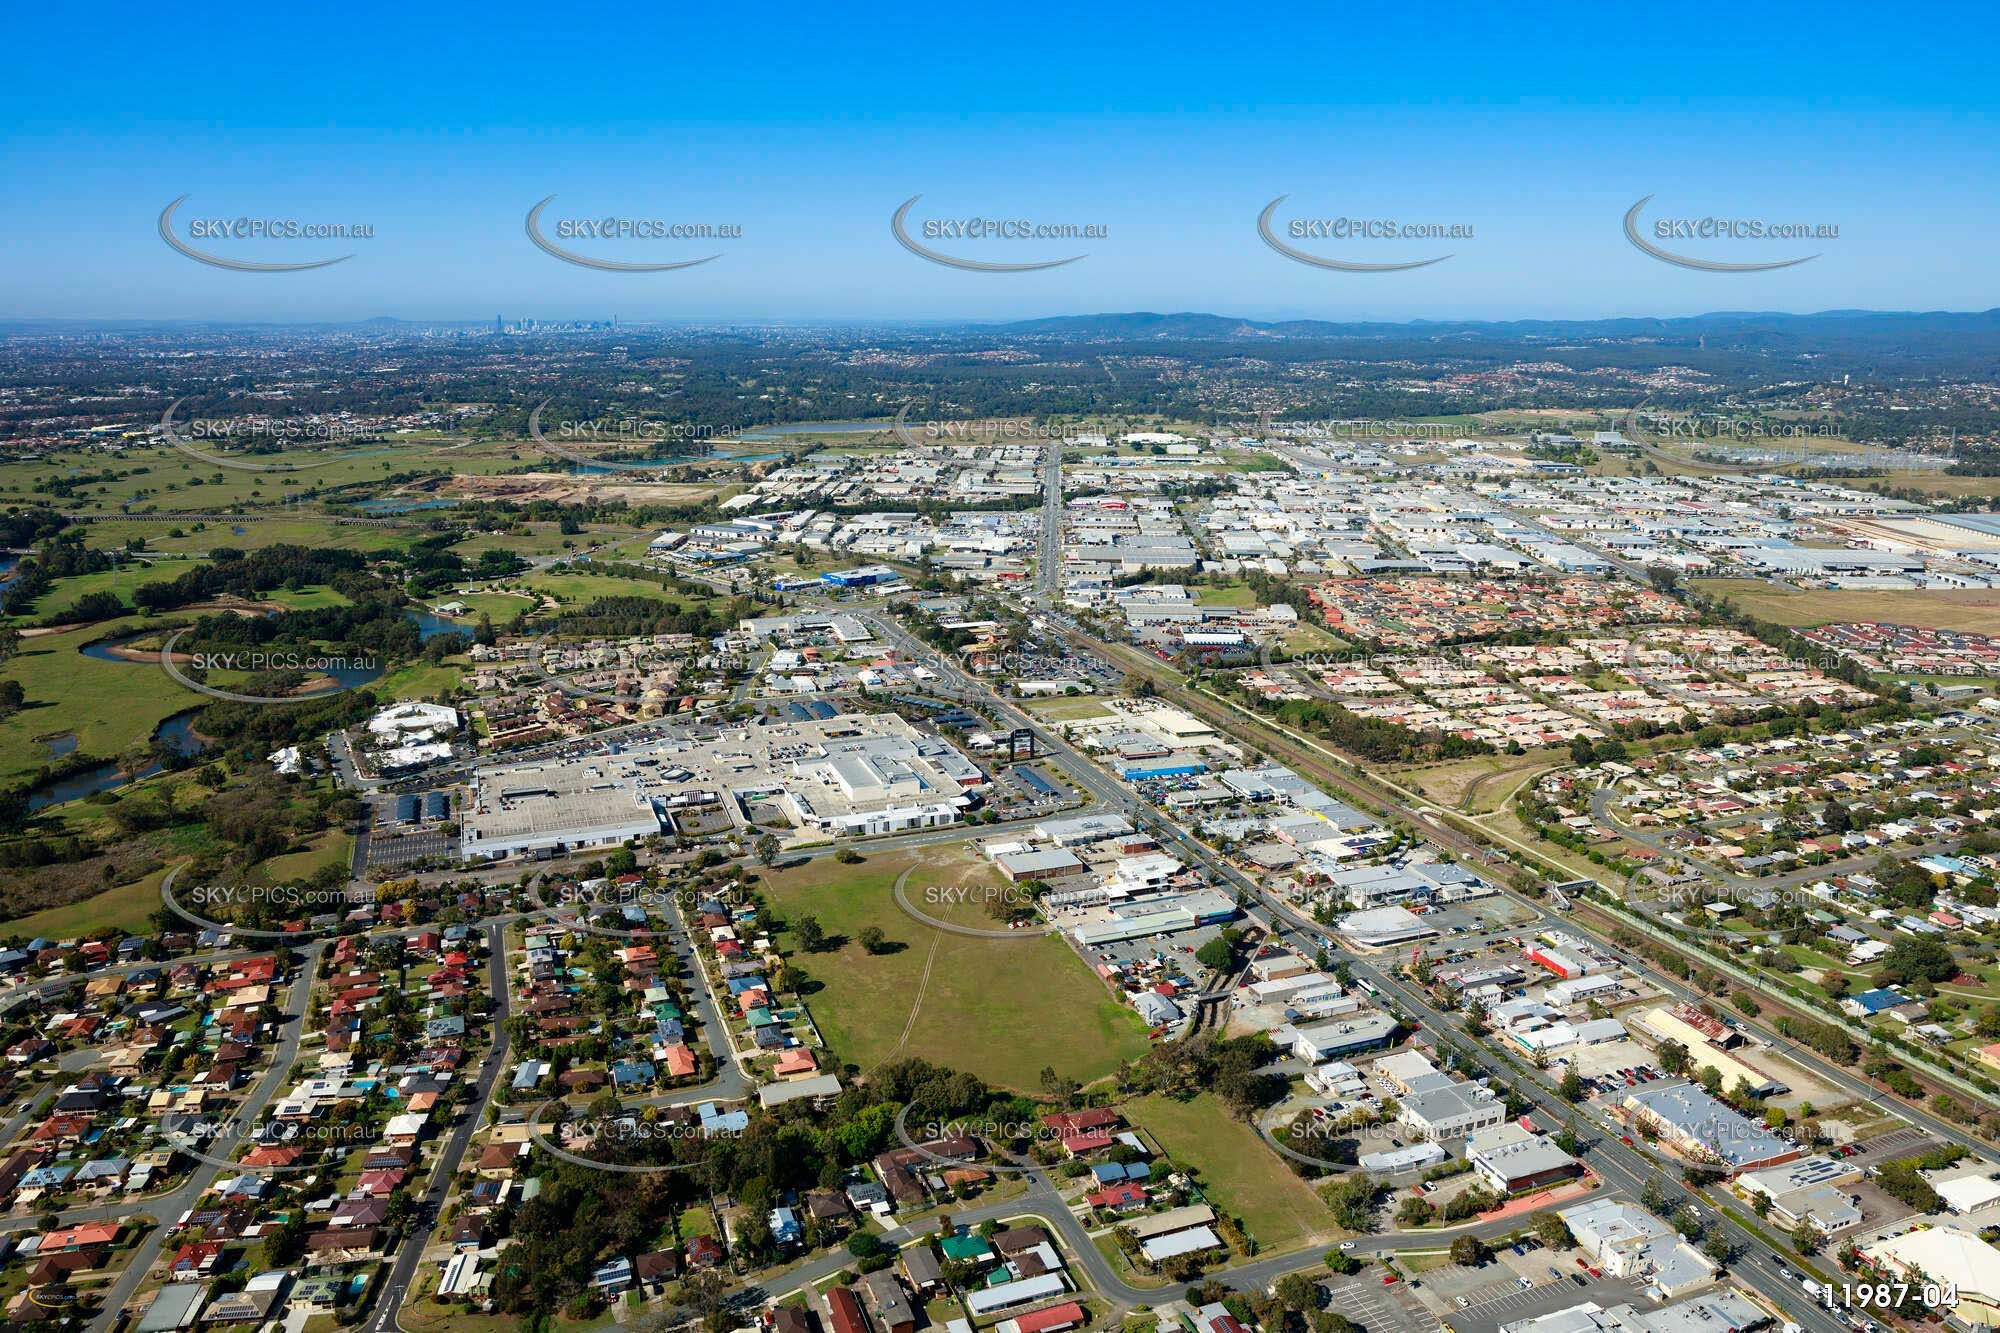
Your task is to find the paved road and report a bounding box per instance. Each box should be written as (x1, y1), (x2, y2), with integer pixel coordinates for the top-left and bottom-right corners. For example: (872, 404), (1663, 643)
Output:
(957, 618), (1863, 1332)
(1079, 631), (1999, 1163)
(84, 941), (325, 1332)
(1036, 439), (1063, 600)
(624, 894), (751, 1109)
(373, 922), (513, 1333)
(751, 1158), (1545, 1315)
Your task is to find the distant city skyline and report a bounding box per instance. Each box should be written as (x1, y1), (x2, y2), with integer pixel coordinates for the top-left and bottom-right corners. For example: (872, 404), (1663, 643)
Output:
(5, 1), (1996, 323)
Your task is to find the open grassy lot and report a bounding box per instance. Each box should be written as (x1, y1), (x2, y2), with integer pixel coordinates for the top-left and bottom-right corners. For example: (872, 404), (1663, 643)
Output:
(0, 620), (207, 784)
(454, 524), (640, 561)
(374, 660), (466, 700)
(1852, 472), (2000, 499)
(9, 560), (204, 621)
(1123, 1092), (1334, 1253)
(1194, 581), (1258, 609)
(77, 515), (421, 555)
(250, 828), (354, 886)
(5, 867), (167, 939)
(1398, 754), (1554, 814)
(1021, 697), (1116, 723)
(1692, 579), (2000, 636)
(759, 845), (1149, 1091)
(0, 440), (463, 512)
(517, 567), (686, 605)
(1281, 624), (1351, 654)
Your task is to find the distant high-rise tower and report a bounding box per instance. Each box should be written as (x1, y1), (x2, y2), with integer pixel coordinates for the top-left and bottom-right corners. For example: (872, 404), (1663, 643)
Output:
(495, 314), (504, 334)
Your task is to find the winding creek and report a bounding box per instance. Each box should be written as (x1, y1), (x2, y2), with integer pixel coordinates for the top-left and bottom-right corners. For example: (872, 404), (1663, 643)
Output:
(24, 609), (467, 811)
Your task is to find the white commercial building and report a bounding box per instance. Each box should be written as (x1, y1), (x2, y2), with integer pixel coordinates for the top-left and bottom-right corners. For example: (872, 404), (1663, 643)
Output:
(1398, 1080), (1506, 1141)
(1863, 1227), (2000, 1329)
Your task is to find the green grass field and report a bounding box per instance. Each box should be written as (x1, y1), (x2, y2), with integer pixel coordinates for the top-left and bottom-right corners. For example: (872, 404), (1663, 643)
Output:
(77, 516), (420, 556)
(0, 620), (210, 784)
(1692, 578), (2000, 636)
(11, 561), (204, 620)
(5, 868), (167, 939)
(518, 568), (681, 604)
(1124, 1093), (1335, 1253)
(251, 829), (355, 886)
(374, 661), (466, 700)
(1194, 582), (1258, 609)
(1022, 697), (1115, 722)
(760, 846), (1150, 1091)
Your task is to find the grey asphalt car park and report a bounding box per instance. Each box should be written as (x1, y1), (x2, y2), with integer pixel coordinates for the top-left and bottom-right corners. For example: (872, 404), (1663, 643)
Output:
(1442, 1272), (1652, 1333)
(1322, 1274), (1430, 1333)
(365, 827), (458, 868)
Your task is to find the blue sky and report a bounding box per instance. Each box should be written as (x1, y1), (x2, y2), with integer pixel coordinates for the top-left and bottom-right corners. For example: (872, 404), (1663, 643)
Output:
(4, 1), (1996, 324)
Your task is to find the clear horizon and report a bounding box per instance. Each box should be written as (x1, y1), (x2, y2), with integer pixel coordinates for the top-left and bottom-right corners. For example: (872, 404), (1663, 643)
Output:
(4, 305), (1999, 332)
(5, 0), (1995, 323)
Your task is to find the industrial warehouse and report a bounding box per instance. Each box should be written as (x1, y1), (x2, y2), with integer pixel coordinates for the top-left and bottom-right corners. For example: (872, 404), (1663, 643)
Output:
(460, 711), (987, 859)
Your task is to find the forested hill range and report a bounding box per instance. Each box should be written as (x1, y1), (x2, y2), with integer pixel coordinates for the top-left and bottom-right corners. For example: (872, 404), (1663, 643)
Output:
(5, 307), (2000, 449)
